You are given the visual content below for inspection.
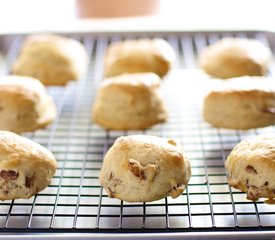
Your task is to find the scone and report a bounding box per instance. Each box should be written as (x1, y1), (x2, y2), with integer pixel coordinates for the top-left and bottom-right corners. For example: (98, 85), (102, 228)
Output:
(92, 73), (167, 130)
(12, 34), (88, 85)
(226, 137), (275, 202)
(203, 76), (275, 130)
(199, 38), (272, 79)
(0, 131), (57, 200)
(104, 38), (175, 78)
(99, 135), (191, 202)
(0, 75), (56, 133)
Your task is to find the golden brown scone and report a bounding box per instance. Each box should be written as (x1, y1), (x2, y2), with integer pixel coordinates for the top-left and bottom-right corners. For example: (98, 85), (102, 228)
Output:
(99, 135), (191, 202)
(104, 38), (175, 78)
(199, 38), (272, 79)
(0, 131), (57, 200)
(12, 34), (88, 86)
(226, 136), (275, 202)
(203, 76), (275, 130)
(92, 73), (167, 130)
(0, 75), (56, 133)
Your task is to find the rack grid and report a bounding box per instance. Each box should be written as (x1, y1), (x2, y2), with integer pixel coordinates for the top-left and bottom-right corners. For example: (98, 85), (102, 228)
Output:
(0, 31), (274, 237)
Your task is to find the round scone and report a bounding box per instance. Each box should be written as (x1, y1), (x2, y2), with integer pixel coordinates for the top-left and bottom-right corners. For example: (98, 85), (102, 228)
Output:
(104, 38), (175, 78)
(0, 131), (57, 200)
(99, 135), (191, 202)
(0, 75), (56, 133)
(199, 38), (272, 79)
(226, 137), (275, 202)
(92, 73), (167, 130)
(12, 34), (88, 85)
(203, 76), (275, 130)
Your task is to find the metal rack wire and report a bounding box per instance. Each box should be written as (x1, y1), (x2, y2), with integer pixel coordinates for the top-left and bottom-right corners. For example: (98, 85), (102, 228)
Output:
(0, 31), (275, 237)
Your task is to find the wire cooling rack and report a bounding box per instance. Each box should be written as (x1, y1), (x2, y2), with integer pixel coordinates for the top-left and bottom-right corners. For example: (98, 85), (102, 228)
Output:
(0, 31), (275, 238)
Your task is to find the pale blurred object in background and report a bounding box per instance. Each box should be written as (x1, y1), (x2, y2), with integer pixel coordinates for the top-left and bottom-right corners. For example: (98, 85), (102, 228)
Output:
(75, 0), (160, 18)
(0, 0), (274, 35)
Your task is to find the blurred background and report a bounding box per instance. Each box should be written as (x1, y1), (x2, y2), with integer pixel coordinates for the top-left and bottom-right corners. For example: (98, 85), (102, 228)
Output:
(0, 0), (274, 35)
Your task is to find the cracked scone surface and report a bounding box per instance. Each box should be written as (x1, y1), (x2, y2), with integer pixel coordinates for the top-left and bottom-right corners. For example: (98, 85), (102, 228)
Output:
(0, 75), (56, 133)
(92, 73), (167, 130)
(199, 38), (272, 79)
(99, 135), (191, 202)
(203, 76), (275, 130)
(12, 34), (88, 86)
(225, 137), (275, 202)
(104, 38), (175, 78)
(0, 131), (57, 200)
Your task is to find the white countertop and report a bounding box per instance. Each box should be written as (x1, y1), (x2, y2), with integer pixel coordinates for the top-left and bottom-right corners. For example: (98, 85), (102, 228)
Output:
(0, 0), (274, 35)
